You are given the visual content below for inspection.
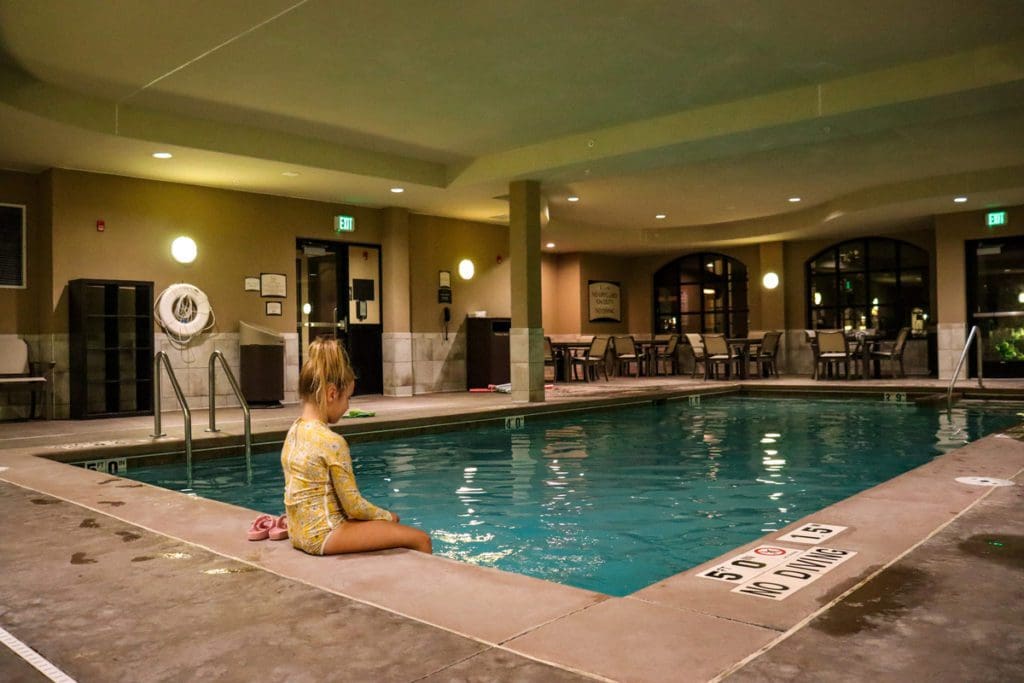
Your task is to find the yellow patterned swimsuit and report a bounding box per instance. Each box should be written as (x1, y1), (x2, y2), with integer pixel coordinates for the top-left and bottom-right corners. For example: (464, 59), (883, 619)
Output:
(281, 419), (394, 555)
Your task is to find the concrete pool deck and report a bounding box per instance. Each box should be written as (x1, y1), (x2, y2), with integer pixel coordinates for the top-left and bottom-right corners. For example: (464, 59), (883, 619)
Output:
(1, 375), (1022, 681)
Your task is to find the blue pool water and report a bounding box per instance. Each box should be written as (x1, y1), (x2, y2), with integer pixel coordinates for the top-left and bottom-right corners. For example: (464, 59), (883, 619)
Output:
(122, 397), (1020, 595)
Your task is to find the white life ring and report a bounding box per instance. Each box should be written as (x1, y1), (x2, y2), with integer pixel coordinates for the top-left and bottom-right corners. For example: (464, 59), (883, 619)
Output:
(155, 283), (212, 339)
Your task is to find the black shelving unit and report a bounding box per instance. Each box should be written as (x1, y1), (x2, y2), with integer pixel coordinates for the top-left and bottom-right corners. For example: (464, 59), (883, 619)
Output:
(69, 279), (154, 419)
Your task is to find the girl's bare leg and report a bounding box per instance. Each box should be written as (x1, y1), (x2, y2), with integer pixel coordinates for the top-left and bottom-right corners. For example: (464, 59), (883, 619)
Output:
(322, 520), (432, 555)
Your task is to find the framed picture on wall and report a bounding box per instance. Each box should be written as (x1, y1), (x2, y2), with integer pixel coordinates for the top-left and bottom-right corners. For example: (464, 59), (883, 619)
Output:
(244, 276), (260, 292)
(260, 272), (287, 298)
(265, 301), (282, 316)
(588, 280), (621, 322)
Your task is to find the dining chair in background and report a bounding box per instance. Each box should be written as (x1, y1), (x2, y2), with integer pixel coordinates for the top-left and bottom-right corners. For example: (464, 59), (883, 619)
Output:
(702, 333), (737, 379)
(816, 329), (851, 379)
(752, 330), (782, 377)
(684, 333), (707, 378)
(655, 334), (681, 375)
(543, 336), (558, 383)
(613, 335), (642, 378)
(572, 336), (610, 381)
(804, 329), (819, 379)
(871, 327), (911, 378)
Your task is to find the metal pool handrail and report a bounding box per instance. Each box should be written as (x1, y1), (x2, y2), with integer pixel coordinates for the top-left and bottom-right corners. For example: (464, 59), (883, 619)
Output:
(151, 352), (194, 488)
(206, 350), (252, 484)
(947, 325), (984, 410)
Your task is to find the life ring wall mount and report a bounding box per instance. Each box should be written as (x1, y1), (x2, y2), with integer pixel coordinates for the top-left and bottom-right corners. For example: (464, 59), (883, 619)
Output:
(154, 283), (215, 346)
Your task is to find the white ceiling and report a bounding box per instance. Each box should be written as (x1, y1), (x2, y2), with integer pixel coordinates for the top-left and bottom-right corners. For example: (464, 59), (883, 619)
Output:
(1, 0), (1023, 253)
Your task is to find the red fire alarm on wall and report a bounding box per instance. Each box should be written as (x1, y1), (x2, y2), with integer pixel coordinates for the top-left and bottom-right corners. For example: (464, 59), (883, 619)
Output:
(96, 220), (105, 232)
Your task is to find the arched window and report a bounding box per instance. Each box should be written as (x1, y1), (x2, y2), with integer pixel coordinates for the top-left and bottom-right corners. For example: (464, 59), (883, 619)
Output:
(806, 237), (929, 333)
(653, 253), (748, 336)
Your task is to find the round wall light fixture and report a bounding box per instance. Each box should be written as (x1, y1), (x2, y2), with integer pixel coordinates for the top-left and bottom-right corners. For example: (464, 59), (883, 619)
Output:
(762, 271), (780, 289)
(171, 236), (197, 264)
(458, 258), (475, 280)
(302, 302), (312, 315)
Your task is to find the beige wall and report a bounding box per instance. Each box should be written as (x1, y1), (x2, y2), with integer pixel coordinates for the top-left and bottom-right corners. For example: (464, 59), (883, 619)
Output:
(45, 169), (382, 335)
(935, 205), (1023, 325)
(407, 213), (510, 333)
(0, 169), (45, 334)
(577, 254), (631, 335)
(7, 166), (1015, 366)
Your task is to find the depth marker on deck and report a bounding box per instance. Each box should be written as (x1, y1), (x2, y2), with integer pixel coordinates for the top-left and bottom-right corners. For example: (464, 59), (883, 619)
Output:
(0, 625), (77, 683)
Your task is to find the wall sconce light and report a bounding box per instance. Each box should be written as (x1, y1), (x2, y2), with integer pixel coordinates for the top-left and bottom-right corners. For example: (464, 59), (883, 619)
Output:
(171, 236), (197, 264)
(302, 302), (312, 315)
(813, 291), (822, 306)
(762, 272), (780, 289)
(458, 259), (475, 280)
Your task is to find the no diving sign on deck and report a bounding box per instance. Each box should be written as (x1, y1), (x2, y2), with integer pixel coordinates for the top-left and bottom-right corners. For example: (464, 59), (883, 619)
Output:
(699, 545), (857, 600)
(730, 547), (857, 600)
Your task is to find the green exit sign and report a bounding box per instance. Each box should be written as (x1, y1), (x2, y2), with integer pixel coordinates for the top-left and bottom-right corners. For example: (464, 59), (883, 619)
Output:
(986, 210), (1007, 227)
(334, 215), (355, 232)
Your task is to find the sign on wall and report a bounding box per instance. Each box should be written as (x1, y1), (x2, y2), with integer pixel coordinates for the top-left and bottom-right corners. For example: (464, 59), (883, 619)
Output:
(588, 280), (621, 322)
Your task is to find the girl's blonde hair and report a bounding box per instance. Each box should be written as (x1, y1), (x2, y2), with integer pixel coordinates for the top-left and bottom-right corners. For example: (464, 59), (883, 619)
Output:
(298, 337), (356, 414)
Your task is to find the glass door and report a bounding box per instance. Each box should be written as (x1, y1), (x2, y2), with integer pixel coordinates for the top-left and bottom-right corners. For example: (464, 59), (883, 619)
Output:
(296, 239), (383, 394)
(966, 235), (1024, 377)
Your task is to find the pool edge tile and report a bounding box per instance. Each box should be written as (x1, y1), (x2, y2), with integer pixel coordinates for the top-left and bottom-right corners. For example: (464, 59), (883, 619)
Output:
(505, 597), (778, 683)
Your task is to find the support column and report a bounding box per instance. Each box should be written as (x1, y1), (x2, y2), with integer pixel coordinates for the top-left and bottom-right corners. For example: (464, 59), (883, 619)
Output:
(509, 180), (544, 403)
(381, 207), (414, 396)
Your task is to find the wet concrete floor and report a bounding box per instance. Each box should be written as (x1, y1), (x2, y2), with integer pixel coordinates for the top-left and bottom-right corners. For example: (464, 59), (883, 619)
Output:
(727, 477), (1024, 682)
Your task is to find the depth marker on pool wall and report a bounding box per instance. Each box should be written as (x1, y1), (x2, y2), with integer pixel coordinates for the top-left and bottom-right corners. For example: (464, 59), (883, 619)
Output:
(0, 625), (78, 682)
(777, 523), (847, 544)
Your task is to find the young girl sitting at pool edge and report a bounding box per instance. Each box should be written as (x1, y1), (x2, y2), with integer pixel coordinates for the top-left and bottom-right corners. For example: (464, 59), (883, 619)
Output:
(281, 338), (432, 555)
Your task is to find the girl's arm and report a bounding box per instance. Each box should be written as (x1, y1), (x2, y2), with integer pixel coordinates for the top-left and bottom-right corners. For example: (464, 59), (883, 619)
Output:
(327, 446), (394, 522)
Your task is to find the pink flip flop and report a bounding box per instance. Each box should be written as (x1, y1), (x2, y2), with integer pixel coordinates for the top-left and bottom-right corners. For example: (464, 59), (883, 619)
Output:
(268, 514), (289, 541)
(247, 514), (274, 541)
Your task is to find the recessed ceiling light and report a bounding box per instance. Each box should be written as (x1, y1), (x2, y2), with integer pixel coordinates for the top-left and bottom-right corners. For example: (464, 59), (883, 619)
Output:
(545, 242), (556, 248)
(788, 197), (801, 203)
(954, 196), (968, 203)
(567, 196), (580, 202)
(282, 171), (299, 177)
(390, 187), (404, 193)
(655, 214), (666, 220)
(152, 152), (172, 159)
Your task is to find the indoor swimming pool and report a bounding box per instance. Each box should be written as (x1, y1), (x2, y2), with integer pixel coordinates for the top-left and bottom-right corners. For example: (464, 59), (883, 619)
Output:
(120, 397), (1021, 596)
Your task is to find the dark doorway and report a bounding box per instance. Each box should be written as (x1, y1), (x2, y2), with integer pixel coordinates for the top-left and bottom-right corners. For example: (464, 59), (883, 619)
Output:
(296, 239), (383, 395)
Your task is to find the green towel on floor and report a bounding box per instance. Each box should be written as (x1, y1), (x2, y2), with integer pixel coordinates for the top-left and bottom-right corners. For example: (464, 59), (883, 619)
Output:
(343, 409), (376, 418)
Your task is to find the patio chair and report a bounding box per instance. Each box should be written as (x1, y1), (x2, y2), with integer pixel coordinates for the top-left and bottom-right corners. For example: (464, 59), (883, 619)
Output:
(702, 333), (738, 379)
(613, 335), (642, 378)
(655, 334), (681, 375)
(751, 330), (782, 377)
(572, 336), (610, 382)
(543, 336), (558, 383)
(684, 333), (707, 378)
(871, 327), (911, 378)
(816, 329), (851, 379)
(804, 329), (820, 379)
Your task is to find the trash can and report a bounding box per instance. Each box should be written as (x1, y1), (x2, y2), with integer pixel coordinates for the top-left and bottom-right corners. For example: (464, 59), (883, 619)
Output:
(239, 321), (284, 406)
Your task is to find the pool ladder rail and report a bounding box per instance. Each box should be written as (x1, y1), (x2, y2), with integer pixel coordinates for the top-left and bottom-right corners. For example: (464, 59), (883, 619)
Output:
(151, 351), (253, 488)
(947, 325), (984, 410)
(206, 350), (252, 485)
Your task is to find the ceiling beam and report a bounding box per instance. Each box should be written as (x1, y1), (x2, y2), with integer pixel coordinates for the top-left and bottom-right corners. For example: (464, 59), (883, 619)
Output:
(448, 40), (1024, 188)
